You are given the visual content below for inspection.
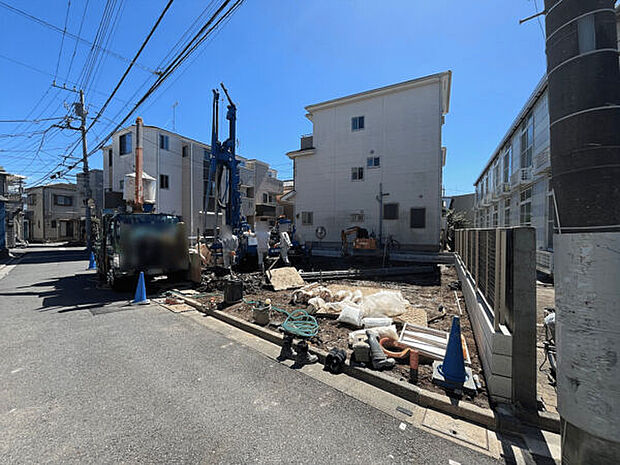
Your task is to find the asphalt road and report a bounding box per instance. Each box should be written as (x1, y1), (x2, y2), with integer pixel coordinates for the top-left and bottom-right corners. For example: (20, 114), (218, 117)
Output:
(0, 246), (500, 464)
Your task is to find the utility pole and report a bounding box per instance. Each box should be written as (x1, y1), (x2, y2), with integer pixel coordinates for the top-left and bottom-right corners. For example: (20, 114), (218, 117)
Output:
(52, 82), (92, 253)
(134, 117), (144, 212)
(375, 182), (389, 245)
(78, 89), (92, 253)
(543, 1), (620, 462)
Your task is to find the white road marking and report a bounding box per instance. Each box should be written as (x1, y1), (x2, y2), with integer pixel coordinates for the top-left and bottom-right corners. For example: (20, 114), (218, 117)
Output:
(399, 422), (407, 431)
(11, 367), (23, 374)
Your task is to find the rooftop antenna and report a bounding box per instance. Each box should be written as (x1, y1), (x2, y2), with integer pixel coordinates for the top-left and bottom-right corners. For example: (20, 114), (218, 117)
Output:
(172, 101), (179, 131)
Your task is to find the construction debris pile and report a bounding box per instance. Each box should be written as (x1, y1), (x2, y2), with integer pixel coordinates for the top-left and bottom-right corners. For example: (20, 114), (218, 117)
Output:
(197, 265), (488, 407)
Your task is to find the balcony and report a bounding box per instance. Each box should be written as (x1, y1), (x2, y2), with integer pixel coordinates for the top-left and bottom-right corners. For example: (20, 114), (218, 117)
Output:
(499, 182), (511, 196)
(534, 149), (551, 175)
(511, 167), (533, 187)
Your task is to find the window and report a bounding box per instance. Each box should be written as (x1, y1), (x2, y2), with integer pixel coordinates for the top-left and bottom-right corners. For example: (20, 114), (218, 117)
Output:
(119, 180), (124, 191)
(350, 212), (364, 222)
(51, 220), (57, 228)
(53, 194), (73, 206)
(351, 167), (364, 181)
(520, 187), (532, 225)
(160, 174), (170, 189)
(182, 145), (188, 158)
(504, 199), (511, 226)
(301, 211), (313, 225)
(366, 156), (380, 168)
(119, 133), (132, 155)
(383, 203), (399, 220)
(108, 149), (113, 167)
(492, 205), (498, 227)
(520, 115), (533, 168)
(262, 193), (268, 203)
(351, 116), (365, 131)
(410, 208), (426, 228)
(493, 163), (500, 193)
(159, 134), (169, 150)
(27, 194), (36, 206)
(502, 146), (511, 184)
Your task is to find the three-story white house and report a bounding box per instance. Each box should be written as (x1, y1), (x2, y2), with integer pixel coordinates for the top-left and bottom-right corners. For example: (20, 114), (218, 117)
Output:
(287, 72), (452, 251)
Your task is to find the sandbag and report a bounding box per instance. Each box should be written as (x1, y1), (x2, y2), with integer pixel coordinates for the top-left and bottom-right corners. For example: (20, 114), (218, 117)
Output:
(362, 317), (393, 328)
(351, 290), (363, 305)
(361, 291), (409, 318)
(307, 296), (325, 315)
(336, 303), (364, 328)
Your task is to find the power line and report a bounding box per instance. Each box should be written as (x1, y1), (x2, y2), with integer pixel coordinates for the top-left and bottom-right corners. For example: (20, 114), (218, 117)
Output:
(65, 0), (90, 82)
(0, 0), (157, 75)
(86, 0), (175, 132)
(54, 0), (72, 81)
(0, 116), (68, 123)
(31, 0), (245, 187)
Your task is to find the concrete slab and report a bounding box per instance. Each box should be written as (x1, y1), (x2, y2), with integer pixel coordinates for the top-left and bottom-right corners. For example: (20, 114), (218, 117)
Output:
(422, 409), (490, 450)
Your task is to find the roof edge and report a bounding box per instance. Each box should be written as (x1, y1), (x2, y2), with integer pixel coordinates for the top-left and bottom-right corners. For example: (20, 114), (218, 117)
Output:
(305, 71), (452, 114)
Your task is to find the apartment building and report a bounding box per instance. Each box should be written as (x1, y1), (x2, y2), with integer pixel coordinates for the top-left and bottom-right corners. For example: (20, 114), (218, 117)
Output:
(0, 167), (26, 250)
(102, 124), (282, 235)
(25, 183), (81, 242)
(473, 76), (555, 274)
(287, 72), (452, 251)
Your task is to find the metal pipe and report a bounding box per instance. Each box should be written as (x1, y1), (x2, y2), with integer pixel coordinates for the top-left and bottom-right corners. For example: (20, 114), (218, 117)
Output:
(135, 116), (144, 211)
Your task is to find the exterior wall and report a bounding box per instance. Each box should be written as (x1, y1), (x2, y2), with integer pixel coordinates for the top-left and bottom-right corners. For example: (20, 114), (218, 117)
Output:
(292, 79), (446, 250)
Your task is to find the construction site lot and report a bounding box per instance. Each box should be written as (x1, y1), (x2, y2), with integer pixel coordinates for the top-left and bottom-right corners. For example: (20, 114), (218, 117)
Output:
(195, 263), (490, 410)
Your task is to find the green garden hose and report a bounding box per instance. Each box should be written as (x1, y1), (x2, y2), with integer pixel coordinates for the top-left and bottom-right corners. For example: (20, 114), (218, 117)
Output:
(244, 299), (319, 338)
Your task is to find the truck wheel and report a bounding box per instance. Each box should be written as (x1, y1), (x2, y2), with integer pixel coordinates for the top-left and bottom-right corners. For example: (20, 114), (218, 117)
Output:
(107, 269), (125, 291)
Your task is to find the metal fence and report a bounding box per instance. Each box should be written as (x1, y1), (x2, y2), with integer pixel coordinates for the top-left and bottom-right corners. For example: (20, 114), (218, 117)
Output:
(455, 228), (512, 331)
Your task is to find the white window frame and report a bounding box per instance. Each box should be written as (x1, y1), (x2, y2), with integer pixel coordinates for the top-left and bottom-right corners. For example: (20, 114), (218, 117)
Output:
(519, 187), (532, 225)
(351, 167), (364, 181)
(351, 116), (365, 131)
(301, 211), (313, 225)
(520, 114), (534, 169)
(366, 156), (380, 169)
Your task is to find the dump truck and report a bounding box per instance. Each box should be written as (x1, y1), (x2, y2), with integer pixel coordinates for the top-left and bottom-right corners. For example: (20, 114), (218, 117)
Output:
(95, 212), (190, 290)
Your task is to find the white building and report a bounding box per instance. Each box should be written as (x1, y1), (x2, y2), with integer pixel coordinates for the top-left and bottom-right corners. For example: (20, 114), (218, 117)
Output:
(286, 72), (452, 251)
(102, 124), (282, 236)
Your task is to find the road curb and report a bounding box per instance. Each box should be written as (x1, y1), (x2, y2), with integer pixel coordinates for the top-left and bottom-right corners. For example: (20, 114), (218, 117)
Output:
(173, 293), (560, 434)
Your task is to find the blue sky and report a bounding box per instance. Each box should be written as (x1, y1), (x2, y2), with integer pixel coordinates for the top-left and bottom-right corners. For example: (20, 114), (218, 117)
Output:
(0, 0), (548, 194)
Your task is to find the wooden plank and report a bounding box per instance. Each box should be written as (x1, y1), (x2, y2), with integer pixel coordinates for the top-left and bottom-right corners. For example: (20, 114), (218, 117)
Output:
(266, 267), (305, 291)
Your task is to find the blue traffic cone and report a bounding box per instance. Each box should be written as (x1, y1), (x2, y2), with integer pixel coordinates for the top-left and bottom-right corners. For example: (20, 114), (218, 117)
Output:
(438, 316), (467, 384)
(87, 251), (97, 270)
(131, 271), (149, 305)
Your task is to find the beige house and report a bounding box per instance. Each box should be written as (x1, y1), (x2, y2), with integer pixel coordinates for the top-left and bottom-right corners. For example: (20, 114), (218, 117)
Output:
(26, 183), (81, 242)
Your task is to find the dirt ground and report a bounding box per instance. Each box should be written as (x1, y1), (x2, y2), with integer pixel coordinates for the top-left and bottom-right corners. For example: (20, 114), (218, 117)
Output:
(197, 264), (490, 409)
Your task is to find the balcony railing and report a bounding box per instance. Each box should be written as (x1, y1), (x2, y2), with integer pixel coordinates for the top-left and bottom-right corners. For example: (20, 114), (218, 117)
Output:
(511, 167), (533, 186)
